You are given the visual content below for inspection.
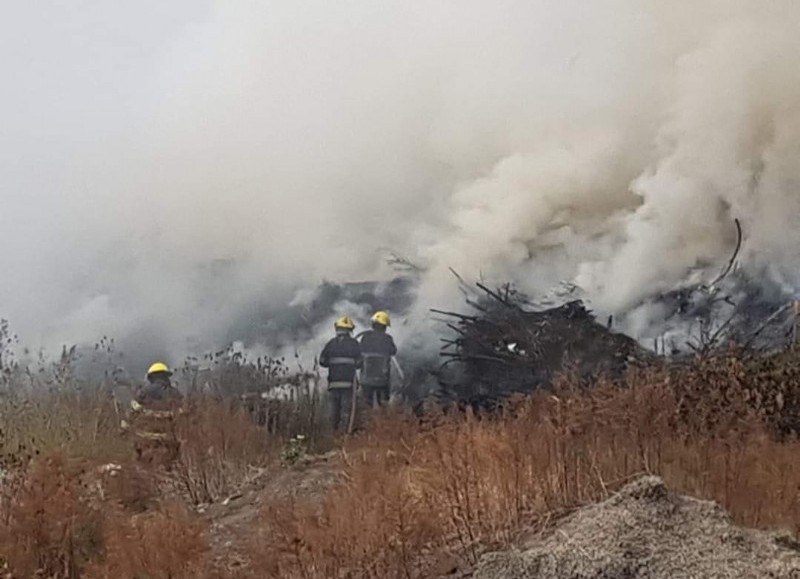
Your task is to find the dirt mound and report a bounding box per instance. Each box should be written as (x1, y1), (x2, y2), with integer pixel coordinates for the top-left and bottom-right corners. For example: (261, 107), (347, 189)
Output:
(475, 476), (800, 579)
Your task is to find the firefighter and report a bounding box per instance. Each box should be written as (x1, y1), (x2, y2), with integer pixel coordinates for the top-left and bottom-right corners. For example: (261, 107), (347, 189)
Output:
(320, 316), (362, 431)
(129, 362), (184, 465)
(358, 311), (397, 408)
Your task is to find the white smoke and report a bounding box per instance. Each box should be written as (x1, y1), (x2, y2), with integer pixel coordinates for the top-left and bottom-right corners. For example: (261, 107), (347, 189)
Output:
(2, 0), (800, 368)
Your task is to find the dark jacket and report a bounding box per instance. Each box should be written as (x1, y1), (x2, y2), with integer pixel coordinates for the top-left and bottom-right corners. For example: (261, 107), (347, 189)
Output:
(358, 329), (397, 387)
(136, 380), (183, 410)
(320, 334), (362, 388)
(132, 379), (184, 439)
(359, 329), (397, 357)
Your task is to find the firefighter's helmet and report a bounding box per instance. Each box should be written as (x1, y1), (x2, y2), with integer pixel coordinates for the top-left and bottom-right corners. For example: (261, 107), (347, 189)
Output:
(334, 316), (355, 330)
(146, 362), (172, 378)
(371, 311), (391, 327)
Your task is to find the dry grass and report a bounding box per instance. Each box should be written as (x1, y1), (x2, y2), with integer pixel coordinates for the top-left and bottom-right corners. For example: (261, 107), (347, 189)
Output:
(85, 504), (210, 579)
(248, 354), (800, 578)
(173, 395), (279, 504)
(3, 352), (800, 577)
(0, 454), (104, 578)
(0, 389), (274, 577)
(0, 386), (130, 464)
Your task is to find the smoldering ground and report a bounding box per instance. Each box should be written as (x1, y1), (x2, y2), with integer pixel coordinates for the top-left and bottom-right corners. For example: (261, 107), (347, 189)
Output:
(2, 1), (800, 371)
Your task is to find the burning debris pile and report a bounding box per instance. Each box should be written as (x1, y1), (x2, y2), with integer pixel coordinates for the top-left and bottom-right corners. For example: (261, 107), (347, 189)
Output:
(429, 221), (798, 407)
(647, 220), (798, 355)
(433, 283), (652, 401)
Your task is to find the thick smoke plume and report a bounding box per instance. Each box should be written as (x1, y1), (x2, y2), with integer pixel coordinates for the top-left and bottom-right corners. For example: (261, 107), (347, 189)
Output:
(2, 1), (800, 371)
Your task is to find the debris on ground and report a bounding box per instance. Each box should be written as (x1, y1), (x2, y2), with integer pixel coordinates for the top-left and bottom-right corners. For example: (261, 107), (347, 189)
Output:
(475, 476), (800, 579)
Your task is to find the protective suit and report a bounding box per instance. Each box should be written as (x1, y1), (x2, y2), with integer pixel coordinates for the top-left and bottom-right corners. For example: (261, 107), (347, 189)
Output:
(320, 317), (362, 431)
(129, 362), (183, 465)
(358, 312), (397, 408)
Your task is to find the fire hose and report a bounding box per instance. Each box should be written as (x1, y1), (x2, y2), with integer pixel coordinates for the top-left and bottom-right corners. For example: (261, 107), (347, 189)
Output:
(347, 372), (359, 435)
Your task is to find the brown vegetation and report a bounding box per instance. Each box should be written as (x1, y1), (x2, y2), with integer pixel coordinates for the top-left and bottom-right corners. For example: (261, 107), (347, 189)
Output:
(1, 352), (800, 577)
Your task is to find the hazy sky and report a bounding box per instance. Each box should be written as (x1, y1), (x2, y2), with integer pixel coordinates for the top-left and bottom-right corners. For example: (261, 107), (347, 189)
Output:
(2, 1), (800, 365)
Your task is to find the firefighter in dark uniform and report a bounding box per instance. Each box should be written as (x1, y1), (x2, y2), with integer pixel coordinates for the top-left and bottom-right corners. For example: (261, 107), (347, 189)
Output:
(320, 316), (362, 431)
(129, 362), (184, 465)
(358, 311), (397, 408)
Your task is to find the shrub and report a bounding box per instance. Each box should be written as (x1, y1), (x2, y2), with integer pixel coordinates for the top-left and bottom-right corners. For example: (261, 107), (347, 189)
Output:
(172, 395), (278, 505)
(0, 453), (104, 578)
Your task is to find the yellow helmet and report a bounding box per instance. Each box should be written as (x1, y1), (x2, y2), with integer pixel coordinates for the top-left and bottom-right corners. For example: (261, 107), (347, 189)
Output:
(371, 311), (391, 327)
(334, 316), (355, 330)
(146, 362), (172, 377)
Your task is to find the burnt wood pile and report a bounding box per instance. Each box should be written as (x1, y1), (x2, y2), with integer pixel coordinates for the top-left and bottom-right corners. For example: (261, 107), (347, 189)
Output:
(432, 284), (651, 403)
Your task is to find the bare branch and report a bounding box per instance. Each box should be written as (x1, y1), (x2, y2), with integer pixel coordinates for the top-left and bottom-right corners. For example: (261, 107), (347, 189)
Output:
(709, 218), (743, 289)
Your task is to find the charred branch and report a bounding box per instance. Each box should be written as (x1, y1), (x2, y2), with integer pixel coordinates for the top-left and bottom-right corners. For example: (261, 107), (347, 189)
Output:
(432, 283), (651, 400)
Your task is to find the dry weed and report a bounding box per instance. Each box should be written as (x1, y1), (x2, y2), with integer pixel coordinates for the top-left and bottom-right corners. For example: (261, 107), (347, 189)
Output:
(248, 355), (800, 578)
(172, 395), (278, 504)
(0, 454), (103, 578)
(3, 353), (800, 578)
(0, 387), (129, 464)
(85, 504), (210, 579)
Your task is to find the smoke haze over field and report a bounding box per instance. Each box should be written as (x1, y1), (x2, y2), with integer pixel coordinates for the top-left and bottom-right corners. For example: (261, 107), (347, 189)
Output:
(2, 1), (800, 368)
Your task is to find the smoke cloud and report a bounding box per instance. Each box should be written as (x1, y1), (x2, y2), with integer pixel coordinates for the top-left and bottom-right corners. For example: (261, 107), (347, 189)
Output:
(2, 1), (800, 370)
